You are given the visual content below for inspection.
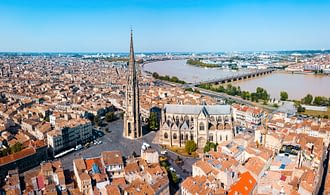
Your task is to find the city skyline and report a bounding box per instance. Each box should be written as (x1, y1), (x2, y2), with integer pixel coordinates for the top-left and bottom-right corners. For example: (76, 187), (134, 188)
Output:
(1, 0), (330, 52)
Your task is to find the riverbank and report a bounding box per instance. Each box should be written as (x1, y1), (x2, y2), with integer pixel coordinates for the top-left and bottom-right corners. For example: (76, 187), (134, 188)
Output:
(300, 108), (330, 118)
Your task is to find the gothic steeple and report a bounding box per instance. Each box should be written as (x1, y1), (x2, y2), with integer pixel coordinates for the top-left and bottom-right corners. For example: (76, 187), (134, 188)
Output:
(129, 29), (135, 69)
(123, 29), (142, 139)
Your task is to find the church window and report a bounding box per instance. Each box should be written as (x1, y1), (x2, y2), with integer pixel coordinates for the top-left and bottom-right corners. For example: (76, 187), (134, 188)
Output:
(173, 133), (177, 139)
(199, 122), (205, 131)
(164, 132), (168, 139)
(128, 122), (131, 134)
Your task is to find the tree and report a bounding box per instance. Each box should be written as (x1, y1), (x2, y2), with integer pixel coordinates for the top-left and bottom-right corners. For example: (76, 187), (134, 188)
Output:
(148, 112), (159, 130)
(297, 105), (306, 113)
(251, 93), (258, 102)
(204, 141), (217, 153)
(280, 91), (288, 101)
(241, 91), (251, 100)
(313, 96), (328, 106)
(171, 171), (179, 184)
(185, 140), (197, 155)
(171, 76), (179, 83)
(105, 112), (115, 122)
(13, 142), (23, 153)
(94, 115), (101, 126)
(302, 94), (313, 105)
(152, 72), (159, 79)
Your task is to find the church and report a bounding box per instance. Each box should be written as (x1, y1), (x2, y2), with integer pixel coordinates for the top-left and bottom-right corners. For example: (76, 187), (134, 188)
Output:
(158, 104), (234, 148)
(123, 30), (142, 139)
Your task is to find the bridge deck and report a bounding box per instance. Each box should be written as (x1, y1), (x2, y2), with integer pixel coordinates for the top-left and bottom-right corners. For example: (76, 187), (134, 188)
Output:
(194, 69), (273, 86)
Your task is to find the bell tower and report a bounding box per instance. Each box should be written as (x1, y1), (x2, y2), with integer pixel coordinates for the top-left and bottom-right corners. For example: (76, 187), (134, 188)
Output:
(123, 30), (142, 139)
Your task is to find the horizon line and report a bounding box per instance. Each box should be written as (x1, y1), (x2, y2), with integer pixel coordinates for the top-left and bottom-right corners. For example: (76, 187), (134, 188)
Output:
(0, 49), (329, 54)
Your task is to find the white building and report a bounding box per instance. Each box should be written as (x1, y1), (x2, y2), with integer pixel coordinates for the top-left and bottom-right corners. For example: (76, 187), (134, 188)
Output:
(47, 118), (92, 155)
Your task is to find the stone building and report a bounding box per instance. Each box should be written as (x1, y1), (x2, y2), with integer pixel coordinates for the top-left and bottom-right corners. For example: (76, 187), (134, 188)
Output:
(158, 104), (234, 148)
(47, 118), (92, 155)
(123, 30), (142, 139)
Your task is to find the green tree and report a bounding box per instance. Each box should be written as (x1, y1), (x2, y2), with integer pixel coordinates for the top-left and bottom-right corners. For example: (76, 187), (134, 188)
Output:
(297, 105), (306, 113)
(203, 141), (217, 153)
(251, 93), (258, 102)
(105, 112), (115, 122)
(171, 76), (179, 83)
(302, 94), (313, 105)
(148, 112), (159, 130)
(280, 91), (288, 101)
(185, 140), (197, 155)
(94, 115), (101, 126)
(171, 172), (179, 184)
(152, 72), (159, 79)
(313, 96), (328, 106)
(241, 91), (251, 100)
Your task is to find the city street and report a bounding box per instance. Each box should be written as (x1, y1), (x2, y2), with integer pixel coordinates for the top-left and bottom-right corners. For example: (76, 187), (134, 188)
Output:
(58, 119), (197, 180)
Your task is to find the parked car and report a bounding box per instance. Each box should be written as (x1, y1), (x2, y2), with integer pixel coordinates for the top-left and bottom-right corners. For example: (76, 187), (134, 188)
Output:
(75, 144), (83, 151)
(160, 150), (167, 155)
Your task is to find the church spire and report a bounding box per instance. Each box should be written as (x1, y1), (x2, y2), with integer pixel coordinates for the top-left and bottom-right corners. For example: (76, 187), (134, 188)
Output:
(123, 29), (141, 139)
(129, 29), (135, 70)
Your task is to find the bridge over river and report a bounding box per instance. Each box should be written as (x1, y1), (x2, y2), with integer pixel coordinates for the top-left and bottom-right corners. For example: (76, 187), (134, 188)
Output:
(194, 69), (274, 86)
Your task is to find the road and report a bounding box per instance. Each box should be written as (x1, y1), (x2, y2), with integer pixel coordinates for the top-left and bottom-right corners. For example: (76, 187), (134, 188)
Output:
(58, 119), (196, 180)
(196, 87), (277, 112)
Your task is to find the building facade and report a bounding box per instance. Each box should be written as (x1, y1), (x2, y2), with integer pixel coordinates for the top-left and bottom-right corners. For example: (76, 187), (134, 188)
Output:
(158, 104), (234, 148)
(232, 103), (264, 129)
(123, 30), (142, 139)
(47, 118), (92, 155)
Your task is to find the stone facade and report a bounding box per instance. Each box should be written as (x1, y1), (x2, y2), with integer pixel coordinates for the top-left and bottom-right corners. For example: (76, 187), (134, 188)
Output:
(123, 30), (142, 139)
(158, 104), (234, 148)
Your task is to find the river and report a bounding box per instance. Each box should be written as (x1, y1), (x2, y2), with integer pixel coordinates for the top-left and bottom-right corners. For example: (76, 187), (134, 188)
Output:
(143, 60), (330, 100)
(232, 73), (330, 99)
(143, 60), (251, 83)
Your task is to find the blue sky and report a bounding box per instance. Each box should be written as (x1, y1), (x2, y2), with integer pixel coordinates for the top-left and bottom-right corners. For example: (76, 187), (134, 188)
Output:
(0, 0), (329, 52)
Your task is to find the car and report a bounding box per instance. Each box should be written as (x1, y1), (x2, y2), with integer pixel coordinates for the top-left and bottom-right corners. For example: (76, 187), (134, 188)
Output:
(160, 150), (167, 155)
(169, 167), (176, 172)
(75, 144), (83, 151)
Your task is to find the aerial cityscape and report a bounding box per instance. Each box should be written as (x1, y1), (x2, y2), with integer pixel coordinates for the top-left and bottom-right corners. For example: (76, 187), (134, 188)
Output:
(1, 0), (330, 195)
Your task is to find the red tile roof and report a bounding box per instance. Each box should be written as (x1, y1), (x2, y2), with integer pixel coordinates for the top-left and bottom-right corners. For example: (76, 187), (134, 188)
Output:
(0, 147), (36, 166)
(228, 172), (256, 195)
